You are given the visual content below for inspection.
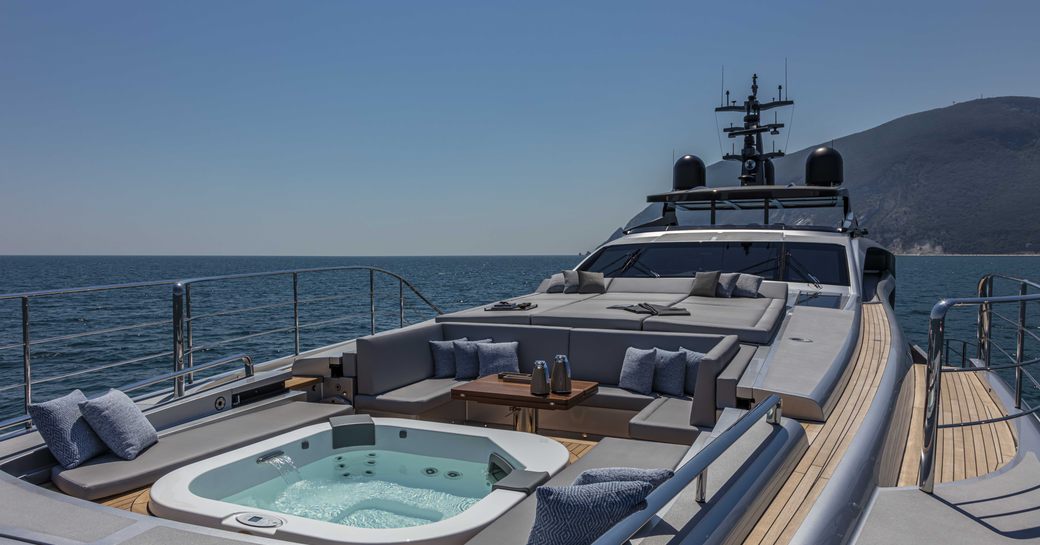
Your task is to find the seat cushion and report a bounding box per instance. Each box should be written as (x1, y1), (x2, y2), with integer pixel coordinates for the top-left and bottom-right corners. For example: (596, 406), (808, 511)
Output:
(435, 294), (599, 326)
(629, 397), (699, 445)
(581, 385), (656, 412)
(530, 293), (683, 330)
(353, 378), (466, 415)
(51, 401), (352, 500)
(466, 438), (688, 545)
(643, 296), (786, 344)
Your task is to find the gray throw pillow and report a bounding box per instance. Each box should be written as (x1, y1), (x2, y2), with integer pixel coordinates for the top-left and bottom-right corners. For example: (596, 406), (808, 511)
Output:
(716, 272), (739, 298)
(27, 390), (107, 469)
(562, 270), (581, 294)
(477, 341), (521, 377)
(527, 480), (654, 545)
(80, 389), (157, 461)
(618, 347), (656, 395)
(691, 271), (720, 297)
(545, 273), (566, 293)
(652, 348), (688, 397)
(733, 273), (764, 298)
(577, 271), (606, 294)
(453, 338), (493, 379)
(573, 467), (674, 488)
(430, 337), (467, 378)
(680, 347), (707, 395)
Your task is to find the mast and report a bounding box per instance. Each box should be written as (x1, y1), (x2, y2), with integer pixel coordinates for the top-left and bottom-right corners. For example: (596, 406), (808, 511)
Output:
(716, 73), (793, 185)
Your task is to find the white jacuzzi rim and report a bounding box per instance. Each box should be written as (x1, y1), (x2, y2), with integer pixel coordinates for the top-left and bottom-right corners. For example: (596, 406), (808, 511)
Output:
(149, 417), (569, 544)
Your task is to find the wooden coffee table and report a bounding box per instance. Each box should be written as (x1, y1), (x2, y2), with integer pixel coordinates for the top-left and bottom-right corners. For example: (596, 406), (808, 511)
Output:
(451, 375), (598, 433)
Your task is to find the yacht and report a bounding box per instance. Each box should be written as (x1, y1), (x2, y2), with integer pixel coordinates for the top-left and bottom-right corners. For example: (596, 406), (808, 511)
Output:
(1, 75), (1038, 545)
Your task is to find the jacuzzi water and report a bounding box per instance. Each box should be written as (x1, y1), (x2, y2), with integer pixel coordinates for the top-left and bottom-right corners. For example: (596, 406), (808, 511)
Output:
(223, 450), (491, 529)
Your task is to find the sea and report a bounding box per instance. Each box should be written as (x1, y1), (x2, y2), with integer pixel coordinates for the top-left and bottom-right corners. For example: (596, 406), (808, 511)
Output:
(1, 255), (1038, 421)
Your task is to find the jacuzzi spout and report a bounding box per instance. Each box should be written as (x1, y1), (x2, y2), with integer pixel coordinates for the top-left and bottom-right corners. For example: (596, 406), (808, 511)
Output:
(256, 450), (286, 465)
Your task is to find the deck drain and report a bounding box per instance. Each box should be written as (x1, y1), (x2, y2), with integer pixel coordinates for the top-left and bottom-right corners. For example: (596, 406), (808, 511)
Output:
(445, 471), (462, 480)
(423, 467), (439, 476)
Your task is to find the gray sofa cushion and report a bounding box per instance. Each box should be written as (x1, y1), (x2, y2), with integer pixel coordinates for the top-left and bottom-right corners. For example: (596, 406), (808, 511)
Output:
(563, 270), (580, 293)
(476, 342), (520, 377)
(629, 396), (699, 445)
(467, 438), (688, 545)
(527, 480), (653, 545)
(618, 347), (656, 395)
(653, 349), (687, 397)
(572, 467), (673, 487)
(430, 338), (466, 378)
(545, 273), (565, 293)
(581, 386), (657, 412)
(716, 272), (739, 298)
(643, 296), (787, 344)
(604, 277), (695, 294)
(733, 273), (764, 298)
(442, 323), (571, 374)
(52, 401), (351, 500)
(576, 271), (606, 294)
(79, 389), (157, 461)
(690, 271), (720, 297)
(680, 347), (706, 394)
(353, 378), (466, 414)
(27, 390), (107, 470)
(567, 328), (727, 388)
(356, 321), (443, 395)
(453, 339), (492, 380)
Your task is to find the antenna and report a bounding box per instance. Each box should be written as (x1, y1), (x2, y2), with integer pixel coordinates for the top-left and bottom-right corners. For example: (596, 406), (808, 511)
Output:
(784, 58), (788, 100)
(721, 65), (725, 107)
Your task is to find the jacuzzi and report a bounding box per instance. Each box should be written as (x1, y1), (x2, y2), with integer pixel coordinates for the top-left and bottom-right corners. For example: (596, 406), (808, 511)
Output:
(150, 417), (569, 545)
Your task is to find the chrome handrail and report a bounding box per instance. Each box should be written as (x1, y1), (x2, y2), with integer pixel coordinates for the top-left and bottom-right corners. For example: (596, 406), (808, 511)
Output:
(591, 394), (783, 545)
(919, 275), (1040, 493)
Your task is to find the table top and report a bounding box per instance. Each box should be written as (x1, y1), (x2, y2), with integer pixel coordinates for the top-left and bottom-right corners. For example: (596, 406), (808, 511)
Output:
(451, 375), (599, 410)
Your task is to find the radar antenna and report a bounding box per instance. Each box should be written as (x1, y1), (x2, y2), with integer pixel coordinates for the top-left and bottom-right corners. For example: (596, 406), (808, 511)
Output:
(716, 73), (794, 185)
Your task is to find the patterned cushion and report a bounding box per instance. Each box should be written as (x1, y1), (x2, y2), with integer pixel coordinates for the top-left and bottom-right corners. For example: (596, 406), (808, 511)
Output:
(680, 347), (707, 394)
(527, 480), (654, 545)
(572, 467), (674, 488)
(562, 270), (581, 294)
(430, 337), (467, 378)
(545, 273), (566, 293)
(690, 271), (720, 297)
(577, 271), (606, 294)
(476, 341), (520, 377)
(716, 272), (740, 298)
(733, 273), (764, 298)
(652, 348), (688, 397)
(80, 389), (158, 461)
(453, 338), (493, 380)
(27, 390), (107, 469)
(618, 347), (656, 396)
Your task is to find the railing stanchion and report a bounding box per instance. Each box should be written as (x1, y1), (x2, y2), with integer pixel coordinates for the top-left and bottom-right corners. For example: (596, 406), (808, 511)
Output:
(919, 304), (946, 494)
(977, 276), (993, 365)
(399, 279), (405, 328)
(292, 273), (301, 355)
(370, 269), (376, 335)
(1016, 283), (1027, 409)
(185, 284), (194, 384)
(172, 284), (185, 397)
(695, 470), (707, 503)
(20, 296), (31, 425)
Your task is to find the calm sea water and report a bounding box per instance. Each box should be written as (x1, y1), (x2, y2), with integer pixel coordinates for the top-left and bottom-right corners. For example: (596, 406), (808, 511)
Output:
(1, 255), (1037, 420)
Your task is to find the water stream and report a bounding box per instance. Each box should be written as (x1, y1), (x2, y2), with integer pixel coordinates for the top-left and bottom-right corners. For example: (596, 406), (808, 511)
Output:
(260, 453), (301, 485)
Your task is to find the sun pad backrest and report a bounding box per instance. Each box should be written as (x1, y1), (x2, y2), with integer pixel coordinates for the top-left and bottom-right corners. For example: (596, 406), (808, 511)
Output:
(356, 322), (444, 395)
(605, 277), (695, 294)
(758, 280), (789, 301)
(441, 323), (570, 373)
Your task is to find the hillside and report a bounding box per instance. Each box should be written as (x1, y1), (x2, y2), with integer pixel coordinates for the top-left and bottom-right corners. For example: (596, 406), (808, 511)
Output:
(638, 97), (1040, 254)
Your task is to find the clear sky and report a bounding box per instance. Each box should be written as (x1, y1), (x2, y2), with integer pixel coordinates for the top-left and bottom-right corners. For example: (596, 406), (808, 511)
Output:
(1, 0), (1038, 256)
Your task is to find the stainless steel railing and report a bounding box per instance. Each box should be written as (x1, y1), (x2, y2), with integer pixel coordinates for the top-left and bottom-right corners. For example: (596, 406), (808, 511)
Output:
(591, 394), (783, 544)
(918, 274), (1040, 493)
(0, 266), (442, 426)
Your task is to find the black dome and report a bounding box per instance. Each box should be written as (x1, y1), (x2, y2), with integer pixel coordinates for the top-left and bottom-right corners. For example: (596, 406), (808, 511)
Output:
(673, 154), (706, 191)
(805, 146), (844, 187)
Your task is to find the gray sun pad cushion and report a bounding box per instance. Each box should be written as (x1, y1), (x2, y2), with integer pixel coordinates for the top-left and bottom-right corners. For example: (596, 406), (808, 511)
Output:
(573, 467), (674, 488)
(545, 273), (566, 293)
(716, 272), (740, 298)
(563, 270), (581, 293)
(476, 341), (520, 377)
(733, 273), (764, 298)
(452, 338), (492, 379)
(690, 271), (720, 297)
(619, 347), (657, 395)
(353, 378), (466, 414)
(430, 337), (467, 378)
(527, 480), (654, 545)
(79, 389), (157, 460)
(27, 390), (107, 469)
(577, 271), (606, 294)
(652, 348), (687, 397)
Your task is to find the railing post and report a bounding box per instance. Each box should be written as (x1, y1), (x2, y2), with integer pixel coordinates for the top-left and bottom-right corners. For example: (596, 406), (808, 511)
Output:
(21, 296), (31, 423)
(370, 269), (376, 335)
(919, 305), (947, 494)
(185, 284), (194, 384)
(695, 470), (707, 503)
(172, 283), (185, 397)
(292, 272), (301, 355)
(1016, 283), (1027, 409)
(977, 276), (992, 365)
(399, 279), (405, 328)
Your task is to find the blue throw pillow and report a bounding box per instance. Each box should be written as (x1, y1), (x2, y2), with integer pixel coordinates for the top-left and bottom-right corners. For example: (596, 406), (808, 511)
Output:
(80, 389), (158, 460)
(733, 273), (764, 298)
(680, 347), (707, 395)
(453, 338), (492, 380)
(27, 390), (107, 469)
(476, 341), (520, 377)
(572, 467), (674, 488)
(716, 272), (739, 298)
(618, 347), (656, 395)
(652, 348), (688, 397)
(527, 480), (653, 545)
(430, 337), (467, 378)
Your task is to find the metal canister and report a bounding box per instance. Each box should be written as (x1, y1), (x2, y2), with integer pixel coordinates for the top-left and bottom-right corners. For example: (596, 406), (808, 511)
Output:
(550, 354), (572, 394)
(531, 360), (550, 395)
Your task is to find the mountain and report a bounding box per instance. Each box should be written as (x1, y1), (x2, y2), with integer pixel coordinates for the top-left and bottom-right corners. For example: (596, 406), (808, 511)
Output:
(631, 97), (1040, 254)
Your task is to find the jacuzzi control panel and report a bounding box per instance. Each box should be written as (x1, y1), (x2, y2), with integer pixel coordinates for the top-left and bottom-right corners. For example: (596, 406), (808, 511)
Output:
(235, 513), (285, 529)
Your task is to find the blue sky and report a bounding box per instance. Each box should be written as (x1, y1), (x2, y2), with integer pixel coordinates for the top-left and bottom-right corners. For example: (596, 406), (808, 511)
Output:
(1, 0), (1038, 255)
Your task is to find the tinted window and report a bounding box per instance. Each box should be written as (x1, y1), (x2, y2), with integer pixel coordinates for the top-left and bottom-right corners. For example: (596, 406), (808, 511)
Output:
(783, 243), (850, 286)
(581, 242), (781, 279)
